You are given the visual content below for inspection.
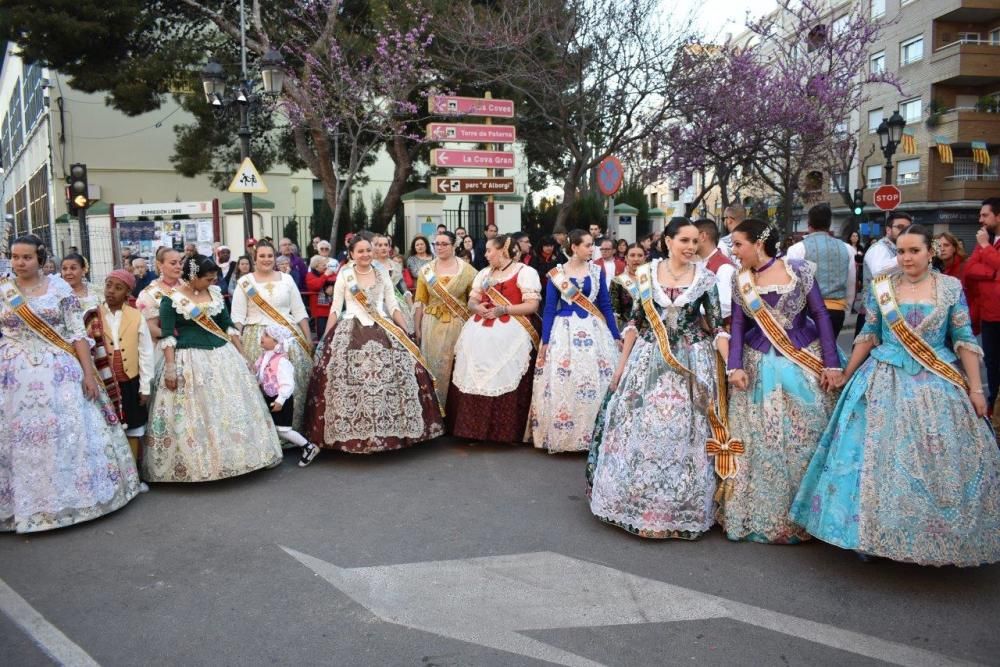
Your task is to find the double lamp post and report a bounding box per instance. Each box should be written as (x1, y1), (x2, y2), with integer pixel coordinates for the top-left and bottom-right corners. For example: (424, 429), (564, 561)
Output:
(200, 48), (285, 244)
(876, 109), (907, 187)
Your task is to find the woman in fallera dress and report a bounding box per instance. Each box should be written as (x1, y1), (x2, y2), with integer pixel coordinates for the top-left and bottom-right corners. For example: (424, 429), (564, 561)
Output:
(136, 246), (185, 370)
(609, 243), (646, 333)
(791, 225), (1000, 566)
(0, 235), (139, 532)
(448, 235), (542, 443)
(723, 219), (844, 544)
(230, 241), (313, 432)
(372, 233), (415, 334)
(145, 255), (282, 482)
(530, 230), (620, 453)
(306, 236), (444, 453)
(588, 218), (728, 539)
(412, 231), (478, 408)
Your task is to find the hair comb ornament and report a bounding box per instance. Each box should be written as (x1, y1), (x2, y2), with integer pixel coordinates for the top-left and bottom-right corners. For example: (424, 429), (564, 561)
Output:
(503, 237), (512, 257)
(759, 224), (773, 246)
(188, 259), (199, 278)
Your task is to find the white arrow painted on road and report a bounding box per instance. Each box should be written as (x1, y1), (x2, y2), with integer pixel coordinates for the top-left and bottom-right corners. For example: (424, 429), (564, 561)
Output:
(281, 548), (983, 667)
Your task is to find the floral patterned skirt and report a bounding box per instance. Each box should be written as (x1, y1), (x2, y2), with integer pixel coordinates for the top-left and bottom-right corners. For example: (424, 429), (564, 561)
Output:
(145, 345), (282, 482)
(240, 323), (313, 432)
(0, 343), (140, 533)
(529, 315), (617, 452)
(722, 346), (840, 544)
(587, 334), (719, 538)
(791, 359), (1000, 566)
(306, 318), (444, 453)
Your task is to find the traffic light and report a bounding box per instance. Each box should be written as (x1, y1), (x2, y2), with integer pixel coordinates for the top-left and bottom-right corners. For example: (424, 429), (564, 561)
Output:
(852, 188), (865, 217)
(67, 163), (89, 214)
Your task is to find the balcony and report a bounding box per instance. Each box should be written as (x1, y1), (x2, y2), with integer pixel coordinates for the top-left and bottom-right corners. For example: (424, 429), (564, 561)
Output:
(933, 1), (1000, 24)
(931, 108), (1000, 144)
(931, 41), (1000, 86)
(932, 157), (1000, 200)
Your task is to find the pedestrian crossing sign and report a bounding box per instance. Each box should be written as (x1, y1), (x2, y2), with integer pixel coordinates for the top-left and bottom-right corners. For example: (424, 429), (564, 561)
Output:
(228, 157), (268, 194)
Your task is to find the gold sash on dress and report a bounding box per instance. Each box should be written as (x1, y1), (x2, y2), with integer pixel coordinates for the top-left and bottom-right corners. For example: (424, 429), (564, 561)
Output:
(873, 275), (968, 391)
(484, 284), (541, 350)
(735, 268), (824, 378)
(635, 263), (691, 376)
(706, 352), (743, 486)
(0, 277), (78, 358)
(168, 290), (232, 343)
(420, 261), (471, 322)
(613, 272), (641, 301)
(547, 265), (607, 324)
(238, 277), (311, 352)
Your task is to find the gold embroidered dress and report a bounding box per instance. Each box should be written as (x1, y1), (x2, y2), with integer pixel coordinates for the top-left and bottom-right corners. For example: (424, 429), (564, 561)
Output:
(414, 258), (477, 407)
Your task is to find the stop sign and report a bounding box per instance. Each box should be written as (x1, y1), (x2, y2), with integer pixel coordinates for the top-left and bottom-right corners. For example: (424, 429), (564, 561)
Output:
(873, 185), (901, 211)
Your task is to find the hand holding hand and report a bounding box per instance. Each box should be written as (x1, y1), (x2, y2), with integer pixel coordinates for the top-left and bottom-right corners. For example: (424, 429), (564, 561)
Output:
(536, 344), (548, 368)
(271, 401), (283, 413)
(729, 369), (749, 391)
(609, 369), (623, 392)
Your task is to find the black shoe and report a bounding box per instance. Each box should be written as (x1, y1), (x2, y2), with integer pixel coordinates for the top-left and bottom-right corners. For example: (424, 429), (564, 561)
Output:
(299, 443), (320, 468)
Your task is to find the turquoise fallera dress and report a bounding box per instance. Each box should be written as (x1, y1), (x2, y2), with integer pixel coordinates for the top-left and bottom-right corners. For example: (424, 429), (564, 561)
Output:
(790, 274), (1000, 566)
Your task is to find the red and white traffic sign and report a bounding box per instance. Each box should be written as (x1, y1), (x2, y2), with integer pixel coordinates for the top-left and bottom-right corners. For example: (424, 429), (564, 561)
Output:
(596, 156), (624, 197)
(428, 95), (515, 118)
(426, 123), (516, 143)
(873, 184), (901, 211)
(432, 177), (515, 195)
(431, 149), (515, 169)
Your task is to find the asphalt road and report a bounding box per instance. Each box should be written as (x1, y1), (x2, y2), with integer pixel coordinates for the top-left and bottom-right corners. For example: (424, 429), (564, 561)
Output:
(1, 436), (997, 667)
(3, 318), (998, 667)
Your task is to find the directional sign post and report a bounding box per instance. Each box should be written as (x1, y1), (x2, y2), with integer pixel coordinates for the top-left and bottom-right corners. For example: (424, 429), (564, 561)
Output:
(431, 178), (516, 195)
(430, 149), (515, 169)
(873, 184), (901, 211)
(428, 95), (515, 118)
(426, 123), (517, 143)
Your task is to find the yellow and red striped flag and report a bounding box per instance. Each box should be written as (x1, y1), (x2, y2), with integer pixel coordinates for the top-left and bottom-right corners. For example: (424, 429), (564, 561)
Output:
(900, 127), (917, 155)
(972, 140), (991, 166)
(933, 136), (953, 164)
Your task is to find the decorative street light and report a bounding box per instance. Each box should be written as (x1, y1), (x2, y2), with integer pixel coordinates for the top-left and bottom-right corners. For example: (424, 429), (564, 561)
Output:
(200, 44), (285, 243)
(876, 109), (907, 186)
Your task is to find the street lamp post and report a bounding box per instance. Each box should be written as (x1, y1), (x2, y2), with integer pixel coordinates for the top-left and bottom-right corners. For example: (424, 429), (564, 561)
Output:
(200, 47), (285, 244)
(876, 110), (907, 186)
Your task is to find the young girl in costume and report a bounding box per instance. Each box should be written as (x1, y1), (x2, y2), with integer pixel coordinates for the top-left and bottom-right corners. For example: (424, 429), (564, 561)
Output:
(255, 325), (320, 467)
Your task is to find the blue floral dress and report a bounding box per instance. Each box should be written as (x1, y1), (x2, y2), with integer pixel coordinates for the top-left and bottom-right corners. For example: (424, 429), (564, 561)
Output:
(791, 274), (1000, 566)
(530, 263), (620, 453)
(587, 261), (725, 538)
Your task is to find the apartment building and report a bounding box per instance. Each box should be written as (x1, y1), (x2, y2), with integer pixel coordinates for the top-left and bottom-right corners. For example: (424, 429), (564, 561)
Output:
(848, 0), (1000, 247)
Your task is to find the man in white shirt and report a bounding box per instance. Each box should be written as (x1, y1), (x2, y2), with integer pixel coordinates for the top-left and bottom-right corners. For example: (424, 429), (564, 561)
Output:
(785, 204), (856, 336)
(694, 219), (736, 321)
(719, 203), (746, 261)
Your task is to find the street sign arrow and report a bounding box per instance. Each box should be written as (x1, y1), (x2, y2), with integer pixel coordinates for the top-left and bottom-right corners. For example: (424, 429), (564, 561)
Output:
(428, 95), (515, 118)
(431, 149), (515, 169)
(431, 177), (515, 195)
(426, 123), (517, 143)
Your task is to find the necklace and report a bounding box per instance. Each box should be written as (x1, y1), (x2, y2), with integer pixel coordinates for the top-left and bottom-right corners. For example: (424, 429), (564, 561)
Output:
(159, 277), (179, 288)
(17, 275), (44, 294)
(903, 271), (931, 292)
(665, 262), (692, 281)
(753, 257), (777, 274)
(355, 265), (374, 275)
